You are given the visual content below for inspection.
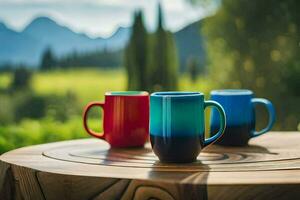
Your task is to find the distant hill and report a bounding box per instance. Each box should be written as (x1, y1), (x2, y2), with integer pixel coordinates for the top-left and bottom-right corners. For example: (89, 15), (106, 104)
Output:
(0, 16), (205, 70)
(0, 17), (131, 67)
(23, 17), (105, 56)
(0, 22), (42, 65)
(174, 20), (206, 72)
(103, 26), (131, 50)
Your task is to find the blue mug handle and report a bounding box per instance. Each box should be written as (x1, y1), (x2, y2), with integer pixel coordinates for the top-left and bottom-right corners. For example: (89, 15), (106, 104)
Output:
(251, 98), (275, 138)
(204, 100), (226, 147)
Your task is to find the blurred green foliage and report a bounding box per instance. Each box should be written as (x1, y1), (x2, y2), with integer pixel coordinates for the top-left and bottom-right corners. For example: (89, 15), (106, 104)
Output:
(0, 68), (81, 125)
(0, 117), (93, 154)
(203, 0), (300, 130)
(0, 68), (84, 153)
(0, 94), (14, 124)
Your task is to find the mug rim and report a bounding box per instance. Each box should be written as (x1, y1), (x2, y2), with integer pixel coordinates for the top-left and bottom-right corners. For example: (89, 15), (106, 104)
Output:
(106, 91), (149, 96)
(151, 91), (203, 97)
(210, 89), (253, 96)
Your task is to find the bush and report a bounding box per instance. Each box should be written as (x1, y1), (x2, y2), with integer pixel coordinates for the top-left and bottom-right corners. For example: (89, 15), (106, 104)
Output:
(13, 92), (47, 121)
(10, 67), (32, 91)
(45, 91), (80, 122)
(0, 95), (15, 125)
(0, 117), (95, 154)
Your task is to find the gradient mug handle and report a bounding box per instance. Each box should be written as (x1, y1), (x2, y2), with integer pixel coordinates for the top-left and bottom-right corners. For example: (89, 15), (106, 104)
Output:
(204, 100), (226, 147)
(251, 98), (275, 137)
(83, 101), (105, 139)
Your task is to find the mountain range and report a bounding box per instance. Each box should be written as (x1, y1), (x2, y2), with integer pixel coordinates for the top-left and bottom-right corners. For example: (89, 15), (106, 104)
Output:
(175, 20), (205, 71)
(0, 16), (204, 69)
(0, 17), (130, 66)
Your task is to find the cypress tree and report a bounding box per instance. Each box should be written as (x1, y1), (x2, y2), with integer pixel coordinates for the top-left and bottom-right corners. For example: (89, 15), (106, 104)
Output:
(40, 47), (55, 70)
(124, 11), (148, 90)
(187, 57), (199, 83)
(151, 3), (178, 91)
(124, 5), (178, 91)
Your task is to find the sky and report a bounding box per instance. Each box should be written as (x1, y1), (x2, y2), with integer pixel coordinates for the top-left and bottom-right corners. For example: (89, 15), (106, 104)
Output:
(0, 0), (218, 38)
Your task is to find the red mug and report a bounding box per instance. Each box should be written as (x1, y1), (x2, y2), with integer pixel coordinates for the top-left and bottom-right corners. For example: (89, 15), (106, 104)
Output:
(83, 91), (149, 147)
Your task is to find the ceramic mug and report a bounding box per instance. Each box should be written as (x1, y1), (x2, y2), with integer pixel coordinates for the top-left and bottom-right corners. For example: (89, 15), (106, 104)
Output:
(210, 89), (275, 146)
(83, 91), (149, 147)
(150, 92), (226, 163)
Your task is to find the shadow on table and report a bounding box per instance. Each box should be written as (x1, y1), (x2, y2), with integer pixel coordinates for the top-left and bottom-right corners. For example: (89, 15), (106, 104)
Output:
(98, 145), (153, 165)
(209, 143), (278, 155)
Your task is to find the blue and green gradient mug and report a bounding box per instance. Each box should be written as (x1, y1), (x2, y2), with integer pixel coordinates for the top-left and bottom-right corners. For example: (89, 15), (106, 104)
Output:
(210, 89), (275, 146)
(150, 92), (226, 163)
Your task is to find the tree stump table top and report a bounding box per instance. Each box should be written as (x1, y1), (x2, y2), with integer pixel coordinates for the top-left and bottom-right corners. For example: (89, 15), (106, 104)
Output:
(1, 132), (300, 200)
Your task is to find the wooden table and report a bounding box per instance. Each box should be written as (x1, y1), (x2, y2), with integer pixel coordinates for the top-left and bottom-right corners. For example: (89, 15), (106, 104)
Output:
(1, 132), (300, 200)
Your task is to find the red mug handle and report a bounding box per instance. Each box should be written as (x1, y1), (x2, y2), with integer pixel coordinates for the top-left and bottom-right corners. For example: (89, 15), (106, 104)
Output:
(83, 101), (105, 139)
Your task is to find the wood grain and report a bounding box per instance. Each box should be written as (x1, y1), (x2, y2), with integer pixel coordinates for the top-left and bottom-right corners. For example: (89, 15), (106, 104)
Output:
(37, 172), (120, 200)
(0, 132), (300, 200)
(0, 161), (14, 200)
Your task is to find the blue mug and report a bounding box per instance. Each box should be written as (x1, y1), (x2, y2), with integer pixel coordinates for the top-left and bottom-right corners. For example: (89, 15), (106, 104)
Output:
(150, 92), (226, 163)
(210, 89), (275, 146)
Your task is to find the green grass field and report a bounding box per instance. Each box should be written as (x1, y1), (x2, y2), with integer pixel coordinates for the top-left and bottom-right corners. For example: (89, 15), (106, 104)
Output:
(32, 69), (127, 105)
(0, 72), (11, 90)
(28, 68), (214, 104)
(0, 68), (215, 153)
